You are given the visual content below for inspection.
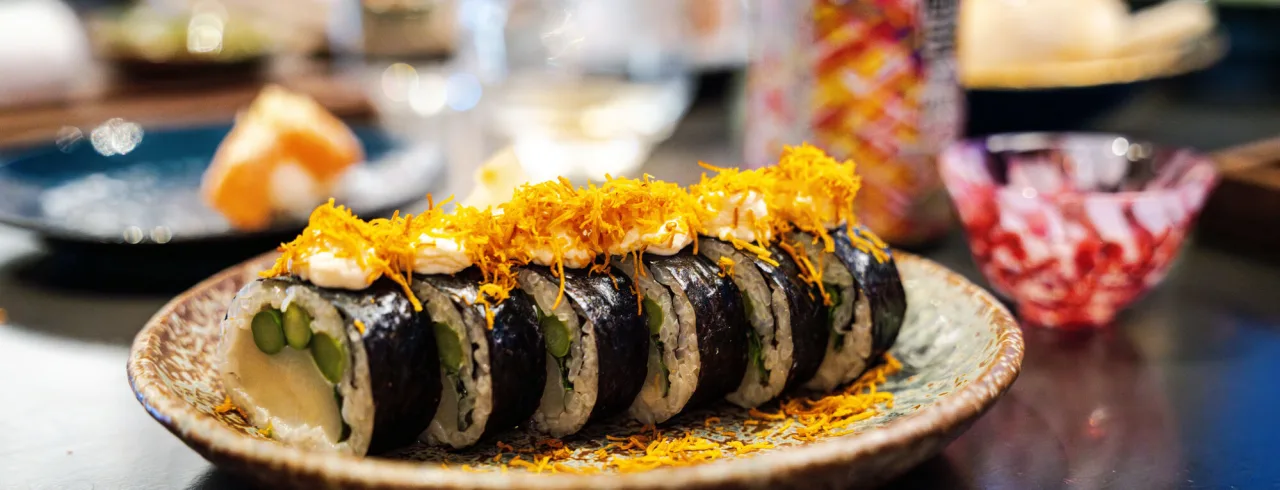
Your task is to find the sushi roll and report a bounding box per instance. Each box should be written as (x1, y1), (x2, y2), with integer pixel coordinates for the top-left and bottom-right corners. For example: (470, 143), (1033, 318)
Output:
(517, 266), (649, 436)
(698, 239), (828, 408)
(413, 271), (546, 448)
(798, 225), (907, 391)
(619, 251), (750, 424)
(218, 277), (440, 456)
(837, 226), (905, 359)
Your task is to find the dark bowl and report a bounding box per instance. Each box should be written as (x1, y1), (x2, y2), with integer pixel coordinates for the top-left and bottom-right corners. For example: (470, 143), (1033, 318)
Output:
(0, 122), (444, 246)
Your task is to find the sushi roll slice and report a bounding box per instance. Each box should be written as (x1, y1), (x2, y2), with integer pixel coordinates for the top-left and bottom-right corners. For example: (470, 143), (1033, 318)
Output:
(797, 225), (907, 391)
(218, 277), (440, 456)
(698, 239), (828, 408)
(517, 266), (649, 436)
(619, 251), (750, 424)
(414, 271), (546, 448)
(836, 226), (906, 359)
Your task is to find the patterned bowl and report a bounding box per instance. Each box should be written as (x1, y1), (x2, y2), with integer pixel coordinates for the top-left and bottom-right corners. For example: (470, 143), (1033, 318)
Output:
(127, 253), (1023, 489)
(939, 133), (1218, 328)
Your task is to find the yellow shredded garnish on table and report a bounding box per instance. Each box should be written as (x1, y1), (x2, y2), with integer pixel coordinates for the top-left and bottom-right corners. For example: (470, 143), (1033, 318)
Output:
(475, 355), (899, 475)
(256, 422), (274, 439)
(214, 396), (235, 414)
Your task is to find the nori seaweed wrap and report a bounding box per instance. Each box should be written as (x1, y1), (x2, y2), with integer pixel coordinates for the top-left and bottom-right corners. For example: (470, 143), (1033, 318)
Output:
(699, 239), (828, 407)
(832, 226), (905, 359)
(413, 270), (547, 448)
(517, 265), (649, 436)
(217, 277), (441, 456)
(797, 225), (907, 391)
(640, 251), (750, 410)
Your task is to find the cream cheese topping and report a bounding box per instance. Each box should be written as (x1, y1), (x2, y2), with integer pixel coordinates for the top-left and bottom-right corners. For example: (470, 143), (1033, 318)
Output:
(529, 231), (595, 269)
(413, 232), (472, 275)
(292, 250), (376, 289)
(702, 191), (772, 243)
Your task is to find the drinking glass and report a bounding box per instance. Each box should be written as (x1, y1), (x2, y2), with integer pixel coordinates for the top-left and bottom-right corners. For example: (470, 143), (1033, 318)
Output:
(455, 0), (692, 183)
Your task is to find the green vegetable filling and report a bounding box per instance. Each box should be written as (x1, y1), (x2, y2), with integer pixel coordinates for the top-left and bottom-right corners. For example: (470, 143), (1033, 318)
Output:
(432, 322), (465, 375)
(540, 313), (572, 359)
(746, 327), (769, 385)
(739, 291), (770, 384)
(825, 283), (846, 351)
(643, 298), (663, 335)
(310, 332), (347, 384)
(536, 307), (574, 392)
(653, 340), (671, 397)
(251, 308), (285, 354)
(643, 298), (671, 396)
(282, 304), (313, 350)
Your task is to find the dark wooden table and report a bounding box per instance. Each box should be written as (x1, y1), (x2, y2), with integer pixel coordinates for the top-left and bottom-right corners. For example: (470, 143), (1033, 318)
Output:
(3, 66), (1280, 489)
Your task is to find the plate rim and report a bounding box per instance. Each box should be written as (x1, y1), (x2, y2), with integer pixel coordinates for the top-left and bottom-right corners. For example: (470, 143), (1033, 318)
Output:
(127, 252), (1025, 488)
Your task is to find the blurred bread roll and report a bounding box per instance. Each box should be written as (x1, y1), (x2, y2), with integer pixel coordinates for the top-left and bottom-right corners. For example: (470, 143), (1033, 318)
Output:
(960, 0), (1129, 68)
(1121, 0), (1215, 55)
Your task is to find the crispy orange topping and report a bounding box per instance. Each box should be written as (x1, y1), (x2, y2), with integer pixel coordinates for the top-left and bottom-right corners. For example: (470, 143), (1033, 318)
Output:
(689, 163), (778, 263)
(262, 146), (878, 315)
(262, 199), (422, 311)
(763, 143), (862, 248)
(715, 256), (735, 277)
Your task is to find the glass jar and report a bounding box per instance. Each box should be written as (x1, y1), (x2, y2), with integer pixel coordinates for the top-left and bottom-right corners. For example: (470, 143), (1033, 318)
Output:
(744, 0), (963, 246)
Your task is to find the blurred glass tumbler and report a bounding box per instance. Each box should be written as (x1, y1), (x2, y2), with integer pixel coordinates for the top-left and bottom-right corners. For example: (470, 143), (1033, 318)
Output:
(745, 0), (963, 246)
(456, 0), (692, 183)
(939, 134), (1218, 328)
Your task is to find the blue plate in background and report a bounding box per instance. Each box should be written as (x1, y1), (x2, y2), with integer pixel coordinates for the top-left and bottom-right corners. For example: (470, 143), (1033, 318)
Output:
(0, 123), (444, 245)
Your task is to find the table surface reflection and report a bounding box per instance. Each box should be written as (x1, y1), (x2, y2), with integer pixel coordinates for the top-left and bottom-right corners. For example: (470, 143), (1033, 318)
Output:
(3, 91), (1280, 490)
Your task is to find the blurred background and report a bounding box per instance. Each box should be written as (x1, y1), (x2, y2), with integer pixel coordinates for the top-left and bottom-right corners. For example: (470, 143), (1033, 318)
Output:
(3, 0), (1280, 487)
(0, 0), (1264, 264)
(0, 0), (1259, 257)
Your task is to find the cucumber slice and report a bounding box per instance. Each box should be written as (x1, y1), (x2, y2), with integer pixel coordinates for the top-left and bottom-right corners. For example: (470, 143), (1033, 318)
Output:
(653, 339), (670, 397)
(251, 309), (285, 354)
(432, 322), (464, 375)
(540, 314), (572, 358)
(746, 328), (768, 383)
(824, 283), (846, 351)
(282, 305), (313, 349)
(310, 333), (347, 383)
(643, 298), (663, 335)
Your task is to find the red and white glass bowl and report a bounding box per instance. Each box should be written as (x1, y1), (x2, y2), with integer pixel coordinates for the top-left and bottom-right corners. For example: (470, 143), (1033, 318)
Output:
(939, 133), (1218, 328)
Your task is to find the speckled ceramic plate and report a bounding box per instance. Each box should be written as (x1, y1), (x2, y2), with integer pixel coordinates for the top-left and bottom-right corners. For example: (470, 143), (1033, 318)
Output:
(128, 253), (1023, 489)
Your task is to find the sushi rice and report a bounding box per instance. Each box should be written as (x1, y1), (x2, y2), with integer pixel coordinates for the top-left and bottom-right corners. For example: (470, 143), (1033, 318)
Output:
(517, 269), (600, 436)
(218, 279), (375, 455)
(616, 256), (703, 425)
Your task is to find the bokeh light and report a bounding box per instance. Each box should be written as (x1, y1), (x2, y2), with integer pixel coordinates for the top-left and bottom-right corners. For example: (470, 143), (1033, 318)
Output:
(445, 73), (483, 112)
(89, 119), (144, 157)
(409, 73), (449, 116)
(381, 63), (419, 103)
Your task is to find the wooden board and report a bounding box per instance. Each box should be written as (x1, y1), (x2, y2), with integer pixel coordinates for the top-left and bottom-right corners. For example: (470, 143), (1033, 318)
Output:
(1200, 137), (1280, 258)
